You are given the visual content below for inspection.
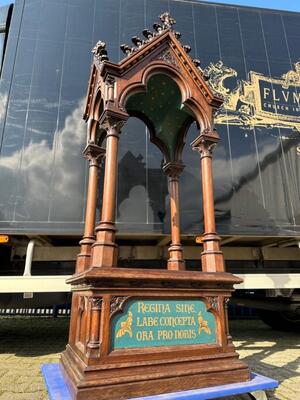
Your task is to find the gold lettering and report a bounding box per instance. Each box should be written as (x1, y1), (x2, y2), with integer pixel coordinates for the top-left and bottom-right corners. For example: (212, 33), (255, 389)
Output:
(136, 330), (154, 341)
(137, 316), (159, 327)
(293, 92), (300, 105)
(159, 316), (196, 327)
(137, 302), (171, 314)
(263, 87), (270, 99)
(157, 330), (173, 340)
(176, 304), (195, 313)
(174, 329), (197, 340)
(282, 90), (290, 102)
(272, 89), (280, 101)
(297, 146), (300, 155)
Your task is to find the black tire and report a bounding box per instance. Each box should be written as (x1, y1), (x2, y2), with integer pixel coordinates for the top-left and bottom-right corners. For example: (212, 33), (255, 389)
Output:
(259, 309), (300, 332)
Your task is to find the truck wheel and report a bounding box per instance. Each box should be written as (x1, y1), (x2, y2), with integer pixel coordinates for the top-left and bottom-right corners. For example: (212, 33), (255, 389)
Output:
(259, 310), (300, 332)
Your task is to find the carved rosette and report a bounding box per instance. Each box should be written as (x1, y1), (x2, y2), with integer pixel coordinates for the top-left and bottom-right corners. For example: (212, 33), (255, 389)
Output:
(110, 296), (130, 316)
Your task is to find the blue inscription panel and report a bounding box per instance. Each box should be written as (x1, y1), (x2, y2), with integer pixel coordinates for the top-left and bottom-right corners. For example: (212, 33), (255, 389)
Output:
(111, 299), (216, 349)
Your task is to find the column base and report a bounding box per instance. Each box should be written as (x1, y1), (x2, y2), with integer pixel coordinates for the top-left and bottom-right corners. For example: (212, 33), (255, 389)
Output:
(75, 239), (95, 273)
(167, 258), (185, 271)
(201, 233), (224, 272)
(91, 242), (118, 268)
(167, 244), (185, 271)
(75, 254), (91, 274)
(91, 222), (118, 268)
(201, 251), (224, 272)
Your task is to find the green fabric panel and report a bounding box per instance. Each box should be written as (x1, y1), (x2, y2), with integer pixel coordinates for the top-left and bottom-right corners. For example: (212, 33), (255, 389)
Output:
(125, 74), (193, 161)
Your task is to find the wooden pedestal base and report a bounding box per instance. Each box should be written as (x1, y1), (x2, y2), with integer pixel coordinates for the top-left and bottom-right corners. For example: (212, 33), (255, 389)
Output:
(60, 268), (250, 400)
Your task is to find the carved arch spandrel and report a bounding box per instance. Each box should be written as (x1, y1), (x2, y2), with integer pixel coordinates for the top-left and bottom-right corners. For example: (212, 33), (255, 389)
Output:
(110, 296), (131, 318)
(201, 295), (222, 346)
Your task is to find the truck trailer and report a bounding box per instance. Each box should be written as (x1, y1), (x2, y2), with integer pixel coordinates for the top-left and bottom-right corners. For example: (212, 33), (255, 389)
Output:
(0, 0), (299, 330)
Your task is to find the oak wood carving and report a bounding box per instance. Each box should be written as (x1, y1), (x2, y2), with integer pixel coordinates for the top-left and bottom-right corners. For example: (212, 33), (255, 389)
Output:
(61, 12), (250, 400)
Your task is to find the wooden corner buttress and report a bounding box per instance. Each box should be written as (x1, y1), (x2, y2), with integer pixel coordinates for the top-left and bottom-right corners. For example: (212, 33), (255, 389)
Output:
(60, 12), (250, 400)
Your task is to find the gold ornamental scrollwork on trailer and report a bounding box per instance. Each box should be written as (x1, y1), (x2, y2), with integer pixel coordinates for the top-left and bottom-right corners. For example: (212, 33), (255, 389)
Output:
(205, 60), (300, 132)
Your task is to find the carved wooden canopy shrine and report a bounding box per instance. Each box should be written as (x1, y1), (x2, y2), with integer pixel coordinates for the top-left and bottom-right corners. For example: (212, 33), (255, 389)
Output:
(60, 12), (250, 400)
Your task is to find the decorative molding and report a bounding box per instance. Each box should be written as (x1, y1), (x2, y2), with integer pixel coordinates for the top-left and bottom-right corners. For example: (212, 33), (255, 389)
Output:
(161, 281), (174, 288)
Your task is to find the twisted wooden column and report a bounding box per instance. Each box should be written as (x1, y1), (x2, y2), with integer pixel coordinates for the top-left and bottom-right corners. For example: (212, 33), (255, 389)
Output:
(163, 162), (185, 271)
(192, 129), (224, 273)
(91, 115), (126, 268)
(76, 143), (105, 274)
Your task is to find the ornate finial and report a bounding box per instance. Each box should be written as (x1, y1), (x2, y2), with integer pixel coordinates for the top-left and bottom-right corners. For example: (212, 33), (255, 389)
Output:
(153, 23), (163, 34)
(159, 12), (176, 29)
(183, 45), (191, 54)
(142, 29), (154, 40)
(92, 41), (109, 63)
(131, 36), (144, 48)
(120, 44), (131, 56)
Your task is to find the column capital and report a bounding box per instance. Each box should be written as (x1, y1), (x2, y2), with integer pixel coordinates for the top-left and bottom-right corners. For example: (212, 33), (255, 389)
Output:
(191, 128), (219, 159)
(83, 143), (106, 165)
(162, 161), (185, 179)
(100, 109), (128, 136)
